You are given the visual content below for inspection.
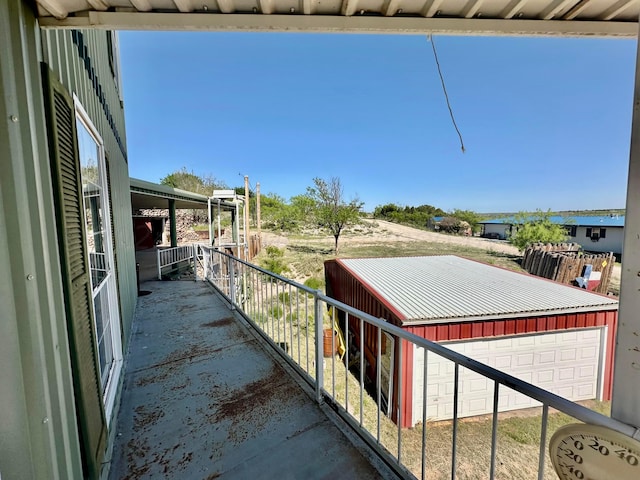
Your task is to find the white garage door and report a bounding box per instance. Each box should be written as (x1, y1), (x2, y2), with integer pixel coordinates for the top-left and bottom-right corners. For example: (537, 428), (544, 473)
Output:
(411, 328), (605, 425)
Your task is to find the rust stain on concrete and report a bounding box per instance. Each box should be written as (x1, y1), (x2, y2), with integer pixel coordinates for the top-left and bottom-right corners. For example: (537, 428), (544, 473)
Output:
(201, 317), (234, 328)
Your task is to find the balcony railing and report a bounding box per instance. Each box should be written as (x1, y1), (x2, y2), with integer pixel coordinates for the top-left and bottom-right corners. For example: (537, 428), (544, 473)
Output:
(156, 245), (195, 280)
(195, 244), (637, 480)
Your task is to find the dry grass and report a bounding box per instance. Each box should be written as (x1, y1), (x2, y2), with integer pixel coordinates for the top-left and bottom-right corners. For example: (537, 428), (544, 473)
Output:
(239, 274), (610, 480)
(246, 229), (609, 479)
(256, 235), (523, 288)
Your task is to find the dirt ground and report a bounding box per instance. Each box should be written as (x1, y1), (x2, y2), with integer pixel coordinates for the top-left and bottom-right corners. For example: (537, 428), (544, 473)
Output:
(263, 219), (520, 254)
(261, 219), (621, 294)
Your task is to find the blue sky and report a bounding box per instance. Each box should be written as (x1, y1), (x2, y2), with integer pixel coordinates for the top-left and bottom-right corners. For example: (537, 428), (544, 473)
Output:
(119, 32), (636, 213)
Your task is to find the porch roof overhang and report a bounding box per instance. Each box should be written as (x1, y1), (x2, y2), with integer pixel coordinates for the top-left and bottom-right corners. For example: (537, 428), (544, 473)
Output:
(130, 177), (240, 210)
(35, 0), (639, 38)
(130, 177), (210, 210)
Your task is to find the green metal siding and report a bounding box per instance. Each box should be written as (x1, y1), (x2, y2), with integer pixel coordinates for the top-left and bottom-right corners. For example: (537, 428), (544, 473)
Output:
(1, 1), (84, 478)
(41, 28), (137, 346)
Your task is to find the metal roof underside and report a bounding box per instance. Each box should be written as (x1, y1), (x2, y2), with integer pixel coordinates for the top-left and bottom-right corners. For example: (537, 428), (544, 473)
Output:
(130, 177), (211, 209)
(339, 255), (618, 324)
(36, 0), (639, 37)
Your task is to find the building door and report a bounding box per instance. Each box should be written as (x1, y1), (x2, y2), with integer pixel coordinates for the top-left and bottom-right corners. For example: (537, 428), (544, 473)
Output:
(75, 100), (123, 421)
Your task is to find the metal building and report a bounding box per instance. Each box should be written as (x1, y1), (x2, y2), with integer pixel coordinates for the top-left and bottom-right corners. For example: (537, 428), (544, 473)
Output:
(325, 255), (619, 426)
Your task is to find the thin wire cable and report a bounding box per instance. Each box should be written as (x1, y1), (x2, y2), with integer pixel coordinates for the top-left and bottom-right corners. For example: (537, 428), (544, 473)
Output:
(428, 34), (466, 153)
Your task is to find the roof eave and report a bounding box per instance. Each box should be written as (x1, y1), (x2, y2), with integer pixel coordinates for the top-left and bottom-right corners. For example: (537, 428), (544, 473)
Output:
(401, 303), (618, 327)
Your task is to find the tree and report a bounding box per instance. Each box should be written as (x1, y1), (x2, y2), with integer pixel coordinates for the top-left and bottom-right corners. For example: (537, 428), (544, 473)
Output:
(290, 194), (316, 224)
(306, 177), (363, 253)
(451, 209), (482, 234)
(439, 216), (470, 234)
(509, 210), (568, 251)
(160, 167), (226, 196)
(159, 167), (226, 223)
(260, 193), (296, 231)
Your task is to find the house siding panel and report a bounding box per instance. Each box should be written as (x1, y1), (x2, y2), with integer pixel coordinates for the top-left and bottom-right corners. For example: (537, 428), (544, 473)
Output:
(41, 29), (136, 347)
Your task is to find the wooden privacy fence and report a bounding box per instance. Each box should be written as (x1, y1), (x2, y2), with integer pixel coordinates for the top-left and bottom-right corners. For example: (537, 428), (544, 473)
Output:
(522, 243), (615, 294)
(248, 234), (261, 260)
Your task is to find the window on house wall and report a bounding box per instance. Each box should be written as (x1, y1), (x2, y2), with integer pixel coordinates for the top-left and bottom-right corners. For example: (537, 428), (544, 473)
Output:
(106, 31), (123, 102)
(586, 227), (606, 241)
(76, 99), (122, 423)
(565, 225), (577, 237)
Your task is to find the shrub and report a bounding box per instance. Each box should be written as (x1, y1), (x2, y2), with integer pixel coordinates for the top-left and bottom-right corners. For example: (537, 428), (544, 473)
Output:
(304, 277), (324, 290)
(278, 291), (290, 303)
(269, 305), (283, 318)
(259, 246), (289, 276)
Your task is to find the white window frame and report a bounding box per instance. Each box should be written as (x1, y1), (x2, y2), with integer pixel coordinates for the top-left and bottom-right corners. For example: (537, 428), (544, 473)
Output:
(74, 96), (123, 425)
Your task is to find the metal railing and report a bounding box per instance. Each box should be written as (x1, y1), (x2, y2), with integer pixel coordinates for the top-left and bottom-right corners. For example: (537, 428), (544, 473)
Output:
(156, 245), (195, 280)
(197, 244), (638, 480)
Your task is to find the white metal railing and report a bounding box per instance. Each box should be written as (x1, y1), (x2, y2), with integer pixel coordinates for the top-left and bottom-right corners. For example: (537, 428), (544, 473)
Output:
(156, 245), (195, 280)
(197, 245), (638, 480)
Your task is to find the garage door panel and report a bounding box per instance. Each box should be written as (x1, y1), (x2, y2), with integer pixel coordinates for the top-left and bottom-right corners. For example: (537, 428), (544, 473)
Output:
(517, 336), (535, 347)
(538, 351), (556, 363)
(536, 369), (554, 383)
(581, 346), (597, 359)
(412, 328), (604, 425)
(517, 353), (534, 366)
(495, 355), (512, 368)
(560, 349), (577, 361)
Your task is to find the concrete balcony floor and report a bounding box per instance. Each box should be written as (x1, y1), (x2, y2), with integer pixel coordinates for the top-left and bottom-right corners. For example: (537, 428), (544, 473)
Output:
(108, 280), (394, 479)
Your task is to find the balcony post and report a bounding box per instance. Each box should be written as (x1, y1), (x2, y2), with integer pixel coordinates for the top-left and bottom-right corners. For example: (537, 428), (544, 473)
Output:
(168, 199), (177, 248)
(314, 291), (323, 404)
(228, 256), (236, 310)
(612, 16), (640, 430)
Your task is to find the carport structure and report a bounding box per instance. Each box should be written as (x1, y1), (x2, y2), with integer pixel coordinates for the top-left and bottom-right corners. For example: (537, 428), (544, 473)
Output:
(130, 177), (210, 248)
(3, 1), (640, 479)
(130, 178), (247, 252)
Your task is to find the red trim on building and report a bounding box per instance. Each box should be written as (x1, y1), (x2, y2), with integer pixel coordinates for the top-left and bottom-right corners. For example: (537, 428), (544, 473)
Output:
(324, 258), (618, 428)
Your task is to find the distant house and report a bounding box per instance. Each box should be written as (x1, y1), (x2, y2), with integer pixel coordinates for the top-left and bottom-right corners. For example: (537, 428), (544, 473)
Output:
(479, 215), (625, 255)
(427, 216), (444, 230)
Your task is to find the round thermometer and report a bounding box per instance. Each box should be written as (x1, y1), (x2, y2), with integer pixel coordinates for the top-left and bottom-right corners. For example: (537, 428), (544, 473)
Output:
(550, 423), (640, 480)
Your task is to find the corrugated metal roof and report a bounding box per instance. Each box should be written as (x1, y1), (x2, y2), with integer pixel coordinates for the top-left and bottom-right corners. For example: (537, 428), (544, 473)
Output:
(480, 215), (625, 227)
(338, 255), (618, 324)
(35, 0), (638, 38)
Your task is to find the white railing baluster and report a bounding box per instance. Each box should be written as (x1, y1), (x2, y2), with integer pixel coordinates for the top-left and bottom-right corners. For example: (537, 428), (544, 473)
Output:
(345, 311), (349, 414)
(397, 338), (403, 464)
(538, 405), (550, 480)
(314, 291), (323, 404)
(422, 347), (428, 480)
(360, 317), (364, 427)
(451, 363), (459, 480)
(377, 326), (381, 444)
(490, 380), (500, 480)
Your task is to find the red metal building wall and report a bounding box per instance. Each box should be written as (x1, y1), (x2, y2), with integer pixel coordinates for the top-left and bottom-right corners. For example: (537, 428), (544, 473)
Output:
(325, 259), (618, 428)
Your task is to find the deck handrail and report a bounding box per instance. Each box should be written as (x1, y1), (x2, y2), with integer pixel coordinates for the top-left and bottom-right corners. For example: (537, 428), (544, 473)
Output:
(196, 244), (639, 480)
(156, 245), (195, 280)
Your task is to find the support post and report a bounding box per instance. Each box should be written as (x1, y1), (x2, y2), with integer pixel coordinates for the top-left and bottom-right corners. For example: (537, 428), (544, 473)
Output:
(612, 20), (640, 429)
(208, 197), (212, 246)
(157, 248), (162, 280)
(229, 256), (236, 310)
(168, 199), (177, 248)
(193, 244), (197, 282)
(244, 175), (250, 259)
(256, 182), (262, 251)
(314, 292), (324, 404)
